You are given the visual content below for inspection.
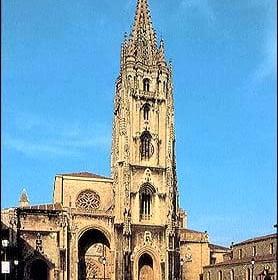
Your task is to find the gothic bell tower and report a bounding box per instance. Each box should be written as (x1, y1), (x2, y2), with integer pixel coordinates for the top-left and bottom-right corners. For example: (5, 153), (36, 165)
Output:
(111, 0), (180, 279)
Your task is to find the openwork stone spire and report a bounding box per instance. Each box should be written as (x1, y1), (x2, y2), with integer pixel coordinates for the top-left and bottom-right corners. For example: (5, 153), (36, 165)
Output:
(123, 0), (164, 65)
(130, 0), (157, 47)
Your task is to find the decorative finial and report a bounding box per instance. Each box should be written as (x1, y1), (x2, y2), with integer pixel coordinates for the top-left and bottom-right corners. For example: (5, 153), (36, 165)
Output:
(130, 0), (156, 46)
(19, 188), (29, 207)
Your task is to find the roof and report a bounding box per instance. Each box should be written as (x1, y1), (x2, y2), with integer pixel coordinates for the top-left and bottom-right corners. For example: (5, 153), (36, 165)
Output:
(180, 228), (207, 234)
(234, 233), (277, 247)
(204, 253), (277, 268)
(58, 172), (112, 180)
(19, 203), (63, 211)
(180, 228), (209, 243)
(209, 243), (230, 251)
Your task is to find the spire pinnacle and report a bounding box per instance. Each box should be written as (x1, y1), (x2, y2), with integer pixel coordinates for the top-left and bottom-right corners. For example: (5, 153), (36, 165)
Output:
(19, 188), (29, 207)
(130, 0), (157, 47)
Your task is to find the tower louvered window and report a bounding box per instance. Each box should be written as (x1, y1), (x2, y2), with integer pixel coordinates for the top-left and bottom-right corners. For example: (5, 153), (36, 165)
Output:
(143, 103), (150, 120)
(143, 78), (150, 91)
(140, 131), (153, 159)
(140, 184), (155, 220)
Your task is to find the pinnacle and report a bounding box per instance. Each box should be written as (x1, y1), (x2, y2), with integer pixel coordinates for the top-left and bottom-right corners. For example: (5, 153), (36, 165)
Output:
(130, 0), (157, 47)
(19, 188), (29, 203)
(158, 39), (166, 63)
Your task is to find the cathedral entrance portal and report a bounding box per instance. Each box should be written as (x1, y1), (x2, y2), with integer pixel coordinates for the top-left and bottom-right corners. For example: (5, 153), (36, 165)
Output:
(30, 259), (49, 280)
(138, 253), (154, 280)
(78, 229), (111, 280)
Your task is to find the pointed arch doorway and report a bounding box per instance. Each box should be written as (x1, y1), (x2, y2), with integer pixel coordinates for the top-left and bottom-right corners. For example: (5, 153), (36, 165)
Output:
(138, 253), (154, 280)
(29, 259), (49, 280)
(78, 228), (111, 280)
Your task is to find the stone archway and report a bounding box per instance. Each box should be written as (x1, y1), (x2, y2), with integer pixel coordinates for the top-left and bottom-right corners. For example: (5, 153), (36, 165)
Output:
(29, 259), (49, 280)
(138, 253), (154, 280)
(78, 228), (111, 280)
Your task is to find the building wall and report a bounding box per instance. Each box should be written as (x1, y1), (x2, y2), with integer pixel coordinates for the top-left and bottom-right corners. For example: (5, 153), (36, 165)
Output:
(180, 229), (210, 280)
(203, 234), (277, 280)
(232, 236), (277, 261)
(53, 175), (113, 210)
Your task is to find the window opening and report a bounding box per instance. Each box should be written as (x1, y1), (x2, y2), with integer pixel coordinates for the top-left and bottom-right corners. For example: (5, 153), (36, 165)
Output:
(143, 78), (150, 91)
(239, 248), (242, 259)
(247, 268), (251, 280)
(207, 271), (211, 280)
(143, 104), (150, 120)
(252, 246), (256, 256)
(163, 80), (168, 92)
(140, 131), (153, 159)
(140, 184), (155, 220)
(230, 269), (234, 280)
(270, 243), (274, 254)
(218, 270), (223, 280)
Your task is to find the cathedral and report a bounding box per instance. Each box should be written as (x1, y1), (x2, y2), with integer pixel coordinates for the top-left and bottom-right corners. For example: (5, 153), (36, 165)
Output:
(1, 0), (230, 279)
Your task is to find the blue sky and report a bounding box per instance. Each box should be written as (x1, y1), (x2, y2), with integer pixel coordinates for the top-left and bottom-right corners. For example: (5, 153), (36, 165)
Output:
(2, 0), (276, 246)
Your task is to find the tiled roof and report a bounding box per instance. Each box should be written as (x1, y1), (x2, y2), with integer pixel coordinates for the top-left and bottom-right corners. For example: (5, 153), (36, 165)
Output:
(204, 253), (277, 268)
(234, 233), (277, 246)
(58, 172), (112, 180)
(209, 243), (230, 251)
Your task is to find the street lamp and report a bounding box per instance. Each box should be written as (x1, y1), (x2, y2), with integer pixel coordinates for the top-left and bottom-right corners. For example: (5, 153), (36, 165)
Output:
(1, 240), (9, 248)
(251, 258), (255, 280)
(14, 260), (19, 280)
(1, 239), (10, 280)
(180, 258), (184, 280)
(102, 256), (107, 280)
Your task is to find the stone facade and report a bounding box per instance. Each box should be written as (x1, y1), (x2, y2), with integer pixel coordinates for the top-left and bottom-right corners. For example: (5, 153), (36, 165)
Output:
(203, 234), (277, 280)
(1, 1), (230, 280)
(180, 229), (210, 280)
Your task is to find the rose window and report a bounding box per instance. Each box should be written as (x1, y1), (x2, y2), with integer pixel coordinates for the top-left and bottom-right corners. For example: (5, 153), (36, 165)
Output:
(76, 191), (100, 210)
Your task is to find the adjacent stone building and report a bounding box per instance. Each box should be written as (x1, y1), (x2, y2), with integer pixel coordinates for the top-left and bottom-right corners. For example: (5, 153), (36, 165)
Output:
(203, 234), (277, 280)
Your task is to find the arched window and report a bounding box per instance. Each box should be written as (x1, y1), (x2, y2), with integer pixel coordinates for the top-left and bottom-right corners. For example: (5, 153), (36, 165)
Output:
(140, 184), (155, 220)
(246, 268), (251, 280)
(207, 271), (211, 280)
(218, 270), (223, 280)
(140, 131), (153, 159)
(143, 78), (150, 91)
(230, 269), (234, 280)
(143, 103), (150, 120)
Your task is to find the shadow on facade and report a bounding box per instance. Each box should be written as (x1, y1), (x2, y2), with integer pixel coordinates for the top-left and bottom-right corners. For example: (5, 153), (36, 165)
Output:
(1, 220), (54, 280)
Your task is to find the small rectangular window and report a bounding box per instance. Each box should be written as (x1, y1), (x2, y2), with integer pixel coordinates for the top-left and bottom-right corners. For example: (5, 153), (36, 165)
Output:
(270, 243), (274, 254)
(252, 246), (256, 256)
(239, 249), (242, 259)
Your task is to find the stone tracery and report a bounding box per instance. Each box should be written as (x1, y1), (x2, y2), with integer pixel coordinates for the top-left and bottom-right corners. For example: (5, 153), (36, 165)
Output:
(76, 190), (100, 211)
